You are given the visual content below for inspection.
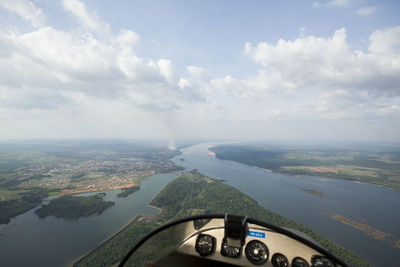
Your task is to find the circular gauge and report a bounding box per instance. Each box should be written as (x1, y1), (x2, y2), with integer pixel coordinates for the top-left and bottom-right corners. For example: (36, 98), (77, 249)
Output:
(245, 240), (269, 265)
(292, 257), (309, 267)
(272, 253), (289, 267)
(221, 240), (241, 258)
(311, 255), (335, 267)
(195, 234), (216, 256)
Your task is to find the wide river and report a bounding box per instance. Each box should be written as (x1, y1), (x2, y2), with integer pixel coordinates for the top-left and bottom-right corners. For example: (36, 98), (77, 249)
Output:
(0, 143), (399, 267)
(172, 143), (400, 267)
(0, 172), (178, 267)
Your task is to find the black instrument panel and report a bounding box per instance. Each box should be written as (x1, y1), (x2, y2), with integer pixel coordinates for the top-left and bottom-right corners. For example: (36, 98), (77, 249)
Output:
(193, 230), (336, 267)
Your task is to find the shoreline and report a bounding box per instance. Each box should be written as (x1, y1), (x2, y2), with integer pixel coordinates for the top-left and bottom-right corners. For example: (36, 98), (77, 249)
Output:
(218, 158), (398, 192)
(71, 197), (164, 267)
(60, 182), (138, 196)
(207, 144), (399, 192)
(254, 166), (273, 172)
(71, 213), (142, 267)
(282, 170), (399, 192)
(242, 160), (399, 191)
(70, 172), (178, 266)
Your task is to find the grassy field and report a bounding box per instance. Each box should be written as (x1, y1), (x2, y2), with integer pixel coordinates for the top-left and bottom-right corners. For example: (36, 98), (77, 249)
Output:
(0, 188), (23, 201)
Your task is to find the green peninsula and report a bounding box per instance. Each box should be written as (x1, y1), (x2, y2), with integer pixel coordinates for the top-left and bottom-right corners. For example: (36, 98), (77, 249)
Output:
(35, 193), (114, 220)
(74, 172), (369, 267)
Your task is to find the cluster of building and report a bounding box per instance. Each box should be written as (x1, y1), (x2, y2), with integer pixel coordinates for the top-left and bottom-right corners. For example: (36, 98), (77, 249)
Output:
(17, 154), (180, 191)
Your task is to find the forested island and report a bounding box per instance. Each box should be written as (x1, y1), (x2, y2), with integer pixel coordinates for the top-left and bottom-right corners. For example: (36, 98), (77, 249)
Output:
(332, 214), (400, 248)
(209, 144), (400, 190)
(74, 171), (370, 267)
(35, 193), (114, 220)
(117, 185), (140, 197)
(302, 188), (329, 197)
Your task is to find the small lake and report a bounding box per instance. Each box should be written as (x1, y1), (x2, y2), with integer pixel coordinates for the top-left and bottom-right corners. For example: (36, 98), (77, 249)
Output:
(0, 172), (178, 267)
(172, 143), (400, 267)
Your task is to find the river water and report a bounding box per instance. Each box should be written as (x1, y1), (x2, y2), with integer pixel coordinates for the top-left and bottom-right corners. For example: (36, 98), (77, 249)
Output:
(172, 143), (400, 267)
(0, 172), (178, 267)
(1, 143), (399, 267)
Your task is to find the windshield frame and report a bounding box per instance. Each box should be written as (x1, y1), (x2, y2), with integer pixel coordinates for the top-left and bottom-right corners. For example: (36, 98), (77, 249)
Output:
(118, 213), (348, 267)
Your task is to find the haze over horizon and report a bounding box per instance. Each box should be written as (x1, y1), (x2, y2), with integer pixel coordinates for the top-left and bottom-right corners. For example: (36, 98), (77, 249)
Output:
(0, 0), (399, 142)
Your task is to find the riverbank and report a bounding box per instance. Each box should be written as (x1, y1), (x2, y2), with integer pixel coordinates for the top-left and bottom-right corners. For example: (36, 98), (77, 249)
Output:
(61, 174), (158, 196)
(71, 197), (164, 266)
(71, 213), (140, 266)
(209, 145), (400, 191)
(60, 182), (138, 196)
(73, 171), (370, 267)
(71, 172), (178, 266)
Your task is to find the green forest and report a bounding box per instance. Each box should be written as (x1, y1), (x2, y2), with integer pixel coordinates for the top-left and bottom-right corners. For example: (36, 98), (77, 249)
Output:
(117, 186), (140, 198)
(74, 171), (370, 267)
(35, 193), (114, 220)
(0, 187), (54, 224)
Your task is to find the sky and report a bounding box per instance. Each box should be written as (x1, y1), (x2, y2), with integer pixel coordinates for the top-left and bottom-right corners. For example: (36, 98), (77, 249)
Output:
(0, 0), (399, 142)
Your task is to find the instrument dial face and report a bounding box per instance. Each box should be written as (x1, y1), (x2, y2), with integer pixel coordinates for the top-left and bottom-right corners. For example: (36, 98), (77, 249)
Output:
(292, 257), (310, 267)
(221, 240), (241, 258)
(245, 240), (269, 265)
(311, 255), (335, 267)
(272, 253), (289, 267)
(195, 234), (216, 257)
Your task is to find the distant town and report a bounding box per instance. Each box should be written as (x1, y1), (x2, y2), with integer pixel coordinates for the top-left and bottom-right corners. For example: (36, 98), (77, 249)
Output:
(0, 141), (182, 224)
(17, 155), (180, 194)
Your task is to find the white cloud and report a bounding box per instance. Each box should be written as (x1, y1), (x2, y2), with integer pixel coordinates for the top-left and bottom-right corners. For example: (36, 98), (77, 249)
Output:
(0, 24), (209, 114)
(0, 85), (72, 110)
(369, 26), (400, 55)
(0, 1), (399, 141)
(378, 105), (400, 116)
(115, 29), (140, 47)
(206, 25), (400, 132)
(356, 6), (377, 16)
(158, 59), (178, 84)
(61, 0), (111, 34)
(0, 0), (45, 28)
(244, 27), (400, 96)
